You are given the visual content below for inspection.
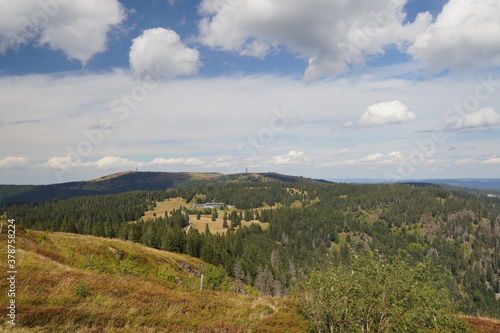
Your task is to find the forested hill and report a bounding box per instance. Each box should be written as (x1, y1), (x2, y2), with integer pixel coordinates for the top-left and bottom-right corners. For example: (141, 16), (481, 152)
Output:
(0, 171), (328, 203)
(3, 180), (500, 322)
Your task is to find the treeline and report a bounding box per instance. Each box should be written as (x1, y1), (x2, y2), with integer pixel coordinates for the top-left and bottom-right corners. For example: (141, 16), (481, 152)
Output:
(2, 182), (500, 317)
(188, 182), (304, 209)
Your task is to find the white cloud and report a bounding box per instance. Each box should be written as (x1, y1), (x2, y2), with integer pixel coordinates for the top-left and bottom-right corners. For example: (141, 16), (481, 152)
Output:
(43, 156), (207, 172)
(0, 0), (125, 64)
(359, 153), (384, 162)
(44, 156), (81, 171)
(483, 157), (500, 165)
(197, 0), (431, 80)
(454, 158), (476, 165)
(2, 70), (500, 183)
(324, 151), (411, 167)
(271, 151), (309, 165)
(130, 28), (201, 80)
(0, 156), (29, 169)
(150, 157), (205, 166)
(409, 0), (500, 72)
(454, 107), (500, 130)
(454, 156), (500, 165)
(44, 156), (142, 171)
(347, 100), (417, 128)
(88, 156), (143, 170)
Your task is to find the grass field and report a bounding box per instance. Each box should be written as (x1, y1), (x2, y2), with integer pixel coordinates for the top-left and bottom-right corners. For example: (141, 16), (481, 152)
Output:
(188, 214), (269, 234)
(141, 197), (188, 220)
(139, 197), (270, 234)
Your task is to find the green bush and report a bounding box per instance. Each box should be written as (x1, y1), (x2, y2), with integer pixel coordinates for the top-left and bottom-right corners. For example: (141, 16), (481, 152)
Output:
(203, 266), (230, 291)
(296, 253), (468, 333)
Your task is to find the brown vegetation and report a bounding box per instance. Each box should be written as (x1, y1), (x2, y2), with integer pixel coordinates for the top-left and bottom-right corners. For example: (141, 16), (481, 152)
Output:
(0, 226), (307, 332)
(188, 214), (269, 234)
(464, 316), (500, 333)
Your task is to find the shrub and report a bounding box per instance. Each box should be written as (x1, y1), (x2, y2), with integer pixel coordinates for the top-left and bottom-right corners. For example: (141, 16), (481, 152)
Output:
(203, 265), (229, 291)
(296, 253), (468, 333)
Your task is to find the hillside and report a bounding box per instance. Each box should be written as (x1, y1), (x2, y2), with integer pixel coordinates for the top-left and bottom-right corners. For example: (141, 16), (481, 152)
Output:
(0, 225), (308, 332)
(1, 227), (499, 332)
(2, 177), (500, 331)
(0, 171), (328, 203)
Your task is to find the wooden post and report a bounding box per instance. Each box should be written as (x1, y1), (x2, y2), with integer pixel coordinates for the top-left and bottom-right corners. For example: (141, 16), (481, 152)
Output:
(200, 274), (204, 291)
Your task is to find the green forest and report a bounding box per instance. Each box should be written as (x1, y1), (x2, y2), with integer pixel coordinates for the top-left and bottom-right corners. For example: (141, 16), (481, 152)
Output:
(2, 180), (500, 331)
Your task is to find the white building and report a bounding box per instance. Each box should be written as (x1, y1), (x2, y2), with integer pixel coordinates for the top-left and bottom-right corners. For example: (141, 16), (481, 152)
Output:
(193, 203), (225, 209)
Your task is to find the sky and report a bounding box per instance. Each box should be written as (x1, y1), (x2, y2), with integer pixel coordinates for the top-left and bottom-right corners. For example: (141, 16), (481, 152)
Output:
(0, 0), (500, 184)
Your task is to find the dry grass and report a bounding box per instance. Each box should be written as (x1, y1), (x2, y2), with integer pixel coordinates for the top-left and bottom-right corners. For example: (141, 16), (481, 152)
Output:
(0, 222), (497, 333)
(141, 197), (188, 220)
(188, 214), (269, 235)
(0, 225), (308, 332)
(138, 197), (270, 235)
(87, 171), (135, 182)
(463, 316), (500, 333)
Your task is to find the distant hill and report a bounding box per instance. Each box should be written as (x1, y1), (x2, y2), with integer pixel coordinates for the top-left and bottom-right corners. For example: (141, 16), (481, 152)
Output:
(328, 178), (500, 192)
(417, 179), (500, 192)
(0, 171), (329, 203)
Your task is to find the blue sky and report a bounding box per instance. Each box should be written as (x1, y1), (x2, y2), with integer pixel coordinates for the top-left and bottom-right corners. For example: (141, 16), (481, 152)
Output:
(0, 0), (499, 184)
(0, 0), (446, 76)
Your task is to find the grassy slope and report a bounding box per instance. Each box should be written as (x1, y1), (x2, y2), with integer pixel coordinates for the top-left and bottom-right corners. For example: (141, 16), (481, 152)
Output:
(0, 226), (308, 332)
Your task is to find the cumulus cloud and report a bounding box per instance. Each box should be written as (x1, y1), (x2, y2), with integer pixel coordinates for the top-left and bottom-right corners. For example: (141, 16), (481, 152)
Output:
(271, 151), (309, 165)
(89, 156), (143, 170)
(150, 157), (205, 166)
(197, 0), (431, 80)
(454, 107), (500, 130)
(0, 156), (29, 168)
(408, 0), (500, 71)
(0, 0), (125, 64)
(130, 28), (201, 80)
(44, 156), (81, 171)
(44, 156), (141, 171)
(43, 156), (208, 172)
(346, 100), (416, 128)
